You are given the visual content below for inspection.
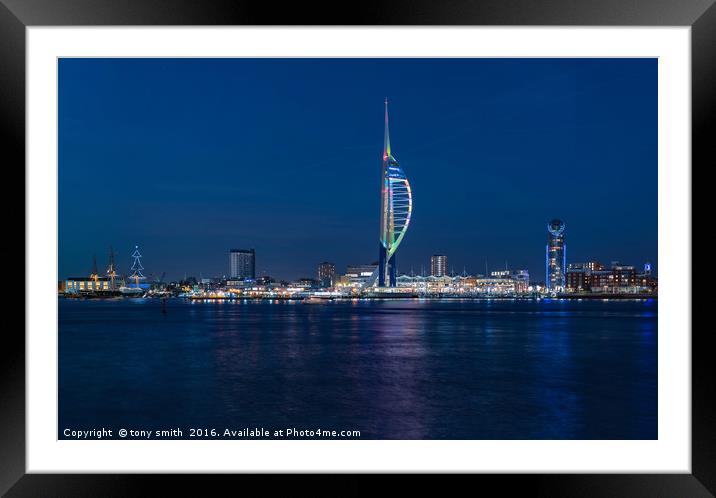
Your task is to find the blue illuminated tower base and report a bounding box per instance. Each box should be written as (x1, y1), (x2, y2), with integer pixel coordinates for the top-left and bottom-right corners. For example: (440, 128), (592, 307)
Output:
(390, 252), (396, 287)
(378, 243), (397, 288)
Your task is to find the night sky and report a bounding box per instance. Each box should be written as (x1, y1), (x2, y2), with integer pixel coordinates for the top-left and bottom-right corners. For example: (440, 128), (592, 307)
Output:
(59, 58), (657, 282)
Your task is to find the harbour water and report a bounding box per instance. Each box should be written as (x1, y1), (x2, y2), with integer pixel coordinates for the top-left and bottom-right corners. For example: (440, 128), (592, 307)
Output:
(59, 298), (657, 439)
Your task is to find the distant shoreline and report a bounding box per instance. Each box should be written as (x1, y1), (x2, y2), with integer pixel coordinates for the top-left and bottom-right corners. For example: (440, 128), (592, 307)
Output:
(58, 293), (657, 301)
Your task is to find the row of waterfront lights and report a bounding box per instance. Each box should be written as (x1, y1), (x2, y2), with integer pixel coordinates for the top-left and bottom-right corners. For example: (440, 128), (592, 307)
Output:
(61, 222), (655, 298)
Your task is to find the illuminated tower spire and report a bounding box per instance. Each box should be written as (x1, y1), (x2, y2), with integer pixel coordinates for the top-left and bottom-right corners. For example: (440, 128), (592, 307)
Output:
(375, 99), (412, 287)
(383, 97), (391, 158)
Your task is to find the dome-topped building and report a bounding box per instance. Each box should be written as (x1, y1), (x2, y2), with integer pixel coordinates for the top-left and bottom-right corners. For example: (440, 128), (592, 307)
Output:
(548, 219), (565, 237)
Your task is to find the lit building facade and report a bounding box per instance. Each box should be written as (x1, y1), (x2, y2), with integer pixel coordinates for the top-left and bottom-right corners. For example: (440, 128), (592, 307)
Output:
(636, 262), (658, 292)
(317, 262), (336, 288)
(344, 264), (379, 287)
(65, 277), (112, 293)
(513, 269), (530, 293)
(431, 255), (447, 277)
(546, 219), (566, 291)
(396, 273), (530, 296)
(230, 249), (256, 279)
(566, 261), (605, 291)
(377, 100), (412, 287)
(565, 261), (655, 293)
(608, 263), (637, 288)
(225, 279), (254, 289)
(290, 278), (321, 290)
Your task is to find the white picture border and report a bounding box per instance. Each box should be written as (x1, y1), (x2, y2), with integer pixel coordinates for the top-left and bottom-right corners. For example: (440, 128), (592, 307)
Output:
(27, 27), (691, 473)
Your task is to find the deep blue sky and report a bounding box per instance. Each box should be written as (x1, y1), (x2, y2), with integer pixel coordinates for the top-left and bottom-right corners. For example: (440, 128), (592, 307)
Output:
(59, 58), (657, 282)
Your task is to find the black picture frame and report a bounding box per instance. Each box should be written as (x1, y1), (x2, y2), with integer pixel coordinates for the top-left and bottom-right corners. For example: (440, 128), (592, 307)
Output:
(1, 0), (708, 495)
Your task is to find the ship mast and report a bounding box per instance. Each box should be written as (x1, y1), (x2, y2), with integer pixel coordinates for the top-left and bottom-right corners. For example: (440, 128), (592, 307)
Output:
(106, 246), (117, 290)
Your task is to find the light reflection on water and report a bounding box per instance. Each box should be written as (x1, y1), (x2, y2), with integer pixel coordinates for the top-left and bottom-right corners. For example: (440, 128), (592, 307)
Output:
(59, 298), (657, 439)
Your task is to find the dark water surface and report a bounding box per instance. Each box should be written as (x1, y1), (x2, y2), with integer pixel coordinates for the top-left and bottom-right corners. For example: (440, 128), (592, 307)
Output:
(59, 298), (657, 439)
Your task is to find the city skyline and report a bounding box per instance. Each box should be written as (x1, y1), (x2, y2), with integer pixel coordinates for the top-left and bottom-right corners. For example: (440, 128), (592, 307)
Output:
(62, 237), (653, 285)
(59, 58), (657, 281)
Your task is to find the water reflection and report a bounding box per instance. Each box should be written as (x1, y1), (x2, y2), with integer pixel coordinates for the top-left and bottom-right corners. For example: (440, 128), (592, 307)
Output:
(59, 299), (657, 439)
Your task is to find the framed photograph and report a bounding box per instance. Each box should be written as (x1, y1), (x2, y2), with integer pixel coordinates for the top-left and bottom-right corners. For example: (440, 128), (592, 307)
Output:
(2, 0), (709, 494)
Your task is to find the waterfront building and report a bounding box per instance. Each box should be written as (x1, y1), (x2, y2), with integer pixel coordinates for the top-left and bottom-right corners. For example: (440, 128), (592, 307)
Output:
(65, 276), (111, 293)
(571, 261), (604, 271)
(396, 274), (451, 294)
(546, 219), (566, 291)
(344, 264), (379, 287)
(65, 253), (119, 293)
(225, 278), (254, 289)
(513, 270), (530, 293)
(566, 261), (604, 291)
(334, 274), (350, 287)
(484, 268), (530, 294)
(565, 260), (654, 294)
(290, 278), (321, 290)
(431, 255), (448, 277)
(589, 268), (626, 292)
(199, 277), (222, 289)
(376, 99), (412, 287)
(230, 249), (256, 279)
(317, 262), (336, 288)
(610, 263), (637, 288)
(256, 275), (276, 286)
(395, 273), (529, 296)
(566, 267), (589, 291)
(474, 277), (523, 295)
(637, 263), (658, 292)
